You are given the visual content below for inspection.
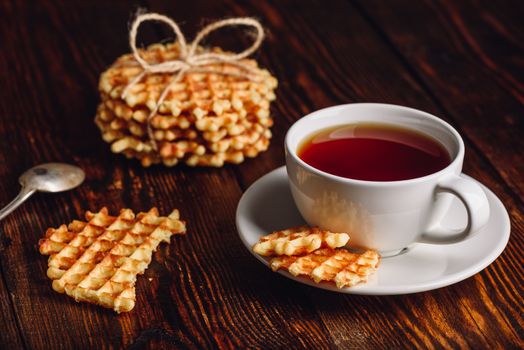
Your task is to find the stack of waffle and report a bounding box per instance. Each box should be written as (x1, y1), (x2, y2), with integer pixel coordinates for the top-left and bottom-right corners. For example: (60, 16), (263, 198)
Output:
(95, 43), (278, 167)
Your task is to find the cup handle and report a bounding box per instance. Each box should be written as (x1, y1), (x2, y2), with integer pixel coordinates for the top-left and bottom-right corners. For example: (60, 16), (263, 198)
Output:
(418, 174), (490, 244)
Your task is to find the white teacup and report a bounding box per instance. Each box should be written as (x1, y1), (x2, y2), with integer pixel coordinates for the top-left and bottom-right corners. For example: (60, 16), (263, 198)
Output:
(285, 103), (490, 257)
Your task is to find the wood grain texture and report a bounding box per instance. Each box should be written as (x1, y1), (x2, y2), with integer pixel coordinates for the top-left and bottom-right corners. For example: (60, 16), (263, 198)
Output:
(0, 0), (522, 349)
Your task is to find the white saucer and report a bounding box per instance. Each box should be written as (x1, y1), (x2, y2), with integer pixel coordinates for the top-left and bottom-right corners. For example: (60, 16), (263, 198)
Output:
(236, 166), (510, 295)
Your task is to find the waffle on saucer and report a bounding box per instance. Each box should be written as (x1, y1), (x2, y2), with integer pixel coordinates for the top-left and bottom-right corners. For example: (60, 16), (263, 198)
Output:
(252, 226), (349, 256)
(270, 248), (380, 288)
(252, 226), (379, 289)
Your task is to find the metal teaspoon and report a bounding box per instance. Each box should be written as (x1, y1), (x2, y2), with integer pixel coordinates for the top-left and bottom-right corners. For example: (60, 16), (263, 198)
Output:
(0, 163), (85, 221)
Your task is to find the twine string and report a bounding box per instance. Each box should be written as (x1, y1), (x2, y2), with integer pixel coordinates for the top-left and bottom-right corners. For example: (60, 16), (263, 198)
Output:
(121, 13), (265, 151)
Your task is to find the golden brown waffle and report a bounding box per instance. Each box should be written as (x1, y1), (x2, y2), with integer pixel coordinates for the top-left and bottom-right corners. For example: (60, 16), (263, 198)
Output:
(270, 248), (380, 288)
(39, 207), (186, 313)
(95, 43), (277, 167)
(252, 226), (350, 256)
(95, 100), (271, 167)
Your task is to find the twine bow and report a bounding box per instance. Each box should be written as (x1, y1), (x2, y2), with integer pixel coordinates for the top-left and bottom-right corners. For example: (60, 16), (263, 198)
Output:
(121, 13), (265, 151)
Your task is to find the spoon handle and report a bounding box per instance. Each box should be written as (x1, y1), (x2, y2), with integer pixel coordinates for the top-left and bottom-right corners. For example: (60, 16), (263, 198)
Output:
(0, 186), (36, 221)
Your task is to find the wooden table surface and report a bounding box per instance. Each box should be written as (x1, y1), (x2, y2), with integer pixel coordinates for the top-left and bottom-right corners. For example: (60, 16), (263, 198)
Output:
(0, 0), (522, 349)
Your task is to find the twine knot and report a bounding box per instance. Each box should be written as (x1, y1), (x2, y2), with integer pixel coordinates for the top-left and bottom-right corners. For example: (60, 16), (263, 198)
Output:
(121, 13), (265, 151)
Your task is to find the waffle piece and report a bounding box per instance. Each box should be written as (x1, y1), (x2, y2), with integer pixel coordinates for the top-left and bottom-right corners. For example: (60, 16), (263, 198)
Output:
(99, 46), (277, 111)
(95, 42), (278, 167)
(39, 207), (186, 313)
(270, 248), (380, 288)
(253, 226), (350, 256)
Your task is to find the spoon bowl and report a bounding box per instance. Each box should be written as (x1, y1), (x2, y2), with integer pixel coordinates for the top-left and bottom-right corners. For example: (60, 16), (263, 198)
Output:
(0, 163), (85, 221)
(19, 163), (85, 192)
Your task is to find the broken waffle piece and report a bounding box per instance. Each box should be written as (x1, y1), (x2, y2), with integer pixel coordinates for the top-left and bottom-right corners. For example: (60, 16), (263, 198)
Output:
(39, 207), (186, 313)
(270, 248), (380, 289)
(252, 226), (350, 256)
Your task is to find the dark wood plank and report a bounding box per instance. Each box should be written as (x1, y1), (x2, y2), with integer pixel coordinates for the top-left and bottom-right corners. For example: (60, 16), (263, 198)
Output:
(213, 0), (524, 348)
(0, 0), (522, 349)
(352, 0), (524, 345)
(0, 0), (334, 349)
(354, 0), (524, 204)
(0, 251), (25, 349)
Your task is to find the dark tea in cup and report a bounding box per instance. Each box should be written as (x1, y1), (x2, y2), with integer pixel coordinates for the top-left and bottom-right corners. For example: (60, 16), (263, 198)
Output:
(298, 123), (451, 181)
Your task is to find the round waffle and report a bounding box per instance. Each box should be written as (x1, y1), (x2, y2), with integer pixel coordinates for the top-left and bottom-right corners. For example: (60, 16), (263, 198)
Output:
(95, 43), (278, 167)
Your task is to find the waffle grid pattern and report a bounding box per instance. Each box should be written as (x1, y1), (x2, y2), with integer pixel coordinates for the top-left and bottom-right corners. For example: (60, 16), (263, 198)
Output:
(252, 226), (350, 256)
(270, 248), (380, 289)
(252, 227), (380, 289)
(39, 207), (186, 313)
(95, 43), (278, 167)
